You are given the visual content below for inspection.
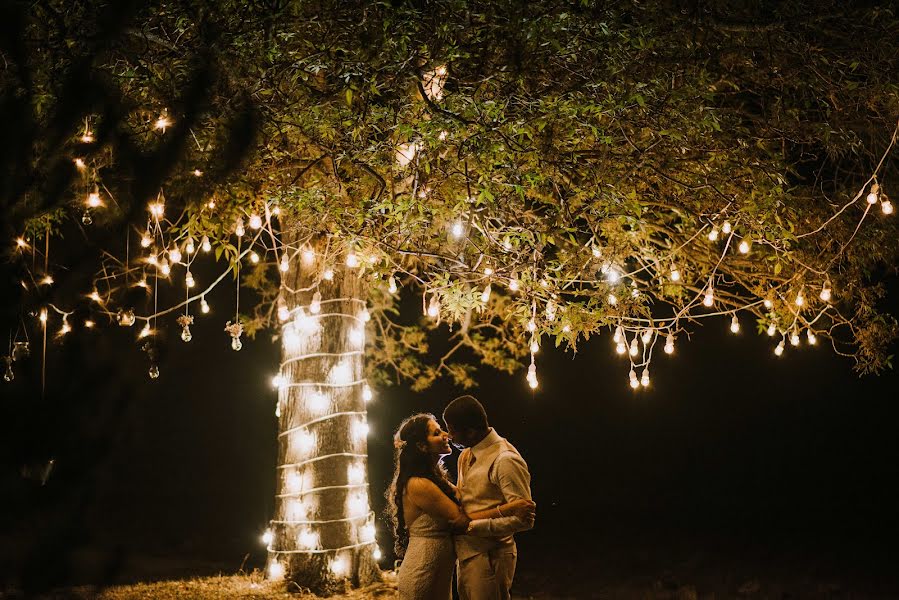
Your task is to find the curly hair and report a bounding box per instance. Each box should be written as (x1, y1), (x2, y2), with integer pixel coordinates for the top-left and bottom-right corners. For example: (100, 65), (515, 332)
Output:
(384, 413), (459, 557)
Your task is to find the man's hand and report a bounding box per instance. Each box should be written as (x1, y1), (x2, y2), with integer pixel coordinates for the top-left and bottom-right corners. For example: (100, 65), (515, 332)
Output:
(506, 498), (536, 523)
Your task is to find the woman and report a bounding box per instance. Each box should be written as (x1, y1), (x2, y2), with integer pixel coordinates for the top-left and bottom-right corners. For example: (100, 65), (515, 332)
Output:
(386, 413), (535, 600)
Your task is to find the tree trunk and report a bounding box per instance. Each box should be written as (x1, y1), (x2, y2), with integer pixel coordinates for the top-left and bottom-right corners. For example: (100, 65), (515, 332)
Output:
(266, 237), (381, 595)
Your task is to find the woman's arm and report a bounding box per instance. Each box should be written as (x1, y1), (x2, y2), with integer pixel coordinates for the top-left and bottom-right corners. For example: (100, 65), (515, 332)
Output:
(406, 478), (470, 531)
(468, 498), (536, 521)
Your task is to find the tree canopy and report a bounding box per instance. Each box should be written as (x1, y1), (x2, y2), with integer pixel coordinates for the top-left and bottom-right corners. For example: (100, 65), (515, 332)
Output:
(4, 0), (899, 390)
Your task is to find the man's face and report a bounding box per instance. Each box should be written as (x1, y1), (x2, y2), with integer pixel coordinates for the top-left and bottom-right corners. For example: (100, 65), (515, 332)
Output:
(445, 422), (475, 447)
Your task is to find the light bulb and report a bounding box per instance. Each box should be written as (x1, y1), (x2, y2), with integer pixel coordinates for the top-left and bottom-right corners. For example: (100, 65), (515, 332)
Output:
(820, 285), (832, 302)
(148, 364), (160, 379)
(193, 169), (202, 177)
(545, 301), (556, 321)
(607, 293), (617, 305)
(722, 221), (732, 234)
(795, 293), (804, 307)
(640, 368), (650, 387)
(373, 546), (383, 561)
(84, 320), (95, 329)
(160, 260), (170, 276)
(139, 323), (151, 338)
(530, 339), (540, 354)
(484, 266), (494, 276)
(738, 240), (750, 254)
(641, 329), (652, 344)
(201, 235), (212, 252)
(670, 267), (681, 282)
(353, 420), (370, 441)
(16, 237), (28, 249)
(38, 308), (48, 324)
(249, 214), (262, 229)
(181, 325), (192, 342)
(298, 529), (319, 550)
(200, 298), (210, 314)
(185, 238), (195, 254)
(664, 334), (675, 354)
(790, 331), (800, 346)
(708, 227), (719, 241)
(235, 218), (245, 237)
(280, 254), (289, 272)
(271, 374), (284, 389)
(629, 369), (639, 389)
(359, 522), (376, 542)
(866, 184), (879, 204)
(261, 529), (273, 546)
(278, 302), (290, 322)
(730, 315), (740, 333)
(629, 338), (639, 357)
(882, 200), (893, 215)
(323, 268), (334, 281)
(388, 276), (398, 294)
(362, 384), (373, 403)
(360, 307), (371, 322)
(349, 326), (365, 346)
(86, 190), (102, 208)
(703, 288), (714, 307)
(606, 268), (620, 283)
(267, 561), (284, 581)
(427, 296), (440, 318)
(154, 113), (171, 130)
(185, 271), (195, 288)
(764, 299), (773, 309)
(807, 330), (817, 345)
(249, 251), (260, 263)
(59, 321), (71, 335)
(509, 278), (520, 292)
(767, 323), (777, 336)
(301, 247), (315, 265)
(616, 341), (626, 355)
(74, 158), (86, 169)
(591, 245), (602, 258)
(774, 341), (784, 356)
(308, 391), (328, 414)
(89, 291), (102, 303)
(562, 324), (571, 333)
(348, 463), (366, 485)
(309, 291), (322, 314)
(169, 248), (182, 263)
(451, 220), (465, 239)
(148, 202), (164, 219)
(346, 251), (359, 268)
(231, 336), (243, 351)
(527, 319), (536, 333)
(147, 254), (157, 266)
(481, 285), (491, 303)
(613, 325), (623, 343)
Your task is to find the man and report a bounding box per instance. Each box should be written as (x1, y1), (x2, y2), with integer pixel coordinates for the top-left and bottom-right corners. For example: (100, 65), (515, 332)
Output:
(443, 395), (535, 600)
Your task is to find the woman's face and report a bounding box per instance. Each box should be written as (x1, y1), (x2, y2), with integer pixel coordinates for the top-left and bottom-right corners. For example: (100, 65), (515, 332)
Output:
(421, 418), (452, 457)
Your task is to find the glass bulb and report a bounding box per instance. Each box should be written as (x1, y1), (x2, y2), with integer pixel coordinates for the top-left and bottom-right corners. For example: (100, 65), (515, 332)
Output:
(664, 334), (675, 354)
(148, 364), (160, 379)
(730, 315), (740, 333)
(388, 276), (398, 294)
(310, 291), (322, 314)
(200, 298), (210, 314)
(722, 221), (732, 234)
(181, 325), (192, 342)
(231, 336), (243, 351)
(670, 268), (680, 282)
(481, 285), (491, 303)
(708, 228), (719, 241)
(201, 235), (212, 252)
(249, 214), (262, 229)
(345, 251), (359, 268)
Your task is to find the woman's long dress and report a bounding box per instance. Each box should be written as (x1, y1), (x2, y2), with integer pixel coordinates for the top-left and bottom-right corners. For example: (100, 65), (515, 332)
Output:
(397, 513), (455, 600)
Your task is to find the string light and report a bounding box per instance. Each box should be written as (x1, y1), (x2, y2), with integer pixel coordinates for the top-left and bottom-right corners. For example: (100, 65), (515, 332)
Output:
(790, 330), (801, 346)
(450, 220), (465, 239)
(591, 245), (602, 258)
(763, 298), (773, 309)
(169, 247), (182, 263)
(767, 323), (777, 336)
(345, 251), (359, 268)
(201, 235), (212, 252)
(866, 183), (879, 204)
(882, 199), (893, 215)
(508, 278), (519, 292)
(360, 308), (371, 322)
(807, 330), (817, 345)
(185, 238), (195, 254)
(526, 361), (538, 389)
(235, 218), (245, 237)
(262, 529), (274, 545)
(362, 384), (373, 403)
(139, 323), (152, 338)
(388, 275), (398, 294)
(820, 283), (832, 302)
(708, 227), (719, 241)
(738, 239), (750, 254)
(249, 214), (262, 230)
(86, 189), (102, 208)
(84, 320), (95, 329)
(16, 237), (28, 249)
(702, 283), (714, 307)
(74, 158), (86, 170)
(722, 221), (732, 234)
(613, 326), (623, 343)
(154, 112), (171, 131)
(480, 284), (492, 303)
(268, 561), (285, 581)
(185, 271), (195, 288)
(629, 338), (639, 357)
(310, 292), (322, 314)
(39, 308), (48, 324)
(529, 339), (539, 354)
(148, 201), (164, 219)
(59, 320), (71, 336)
(302, 246), (315, 265)
(795, 292), (804, 307)
(640, 368), (650, 387)
(323, 268), (334, 281)
(89, 290), (102, 303)
(730, 314), (740, 333)
(774, 341), (785, 356)
(664, 333), (675, 354)
(545, 300), (556, 321)
(41, 275), (53, 286)
(427, 296), (440, 318)
(641, 329), (652, 344)
(200, 297), (210, 314)
(160, 259), (171, 276)
(280, 254), (289, 272)
(278, 300), (290, 322)
(606, 268), (620, 283)
(193, 169), (202, 177)
(250, 251), (260, 263)
(616, 340), (626, 355)
(670, 267), (681, 282)
(629, 368), (639, 389)
(608, 293), (617, 305)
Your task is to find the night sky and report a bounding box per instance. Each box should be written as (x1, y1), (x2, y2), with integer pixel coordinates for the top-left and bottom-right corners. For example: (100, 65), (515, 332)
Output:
(2, 265), (898, 595)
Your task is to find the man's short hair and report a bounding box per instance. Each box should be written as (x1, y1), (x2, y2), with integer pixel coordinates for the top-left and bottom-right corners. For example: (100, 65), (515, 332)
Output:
(443, 395), (489, 432)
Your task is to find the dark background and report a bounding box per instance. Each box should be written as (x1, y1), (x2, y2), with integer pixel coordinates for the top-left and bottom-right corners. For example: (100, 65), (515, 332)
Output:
(2, 264), (898, 597)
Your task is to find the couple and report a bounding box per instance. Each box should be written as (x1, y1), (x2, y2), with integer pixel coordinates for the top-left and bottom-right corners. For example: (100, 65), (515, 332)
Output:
(387, 395), (536, 600)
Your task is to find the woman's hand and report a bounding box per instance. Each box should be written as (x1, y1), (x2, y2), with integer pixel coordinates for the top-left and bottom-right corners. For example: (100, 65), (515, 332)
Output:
(449, 511), (471, 534)
(504, 498), (536, 521)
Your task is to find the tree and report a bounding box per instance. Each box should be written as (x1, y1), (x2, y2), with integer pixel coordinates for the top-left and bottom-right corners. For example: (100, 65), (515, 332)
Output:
(3, 0), (898, 594)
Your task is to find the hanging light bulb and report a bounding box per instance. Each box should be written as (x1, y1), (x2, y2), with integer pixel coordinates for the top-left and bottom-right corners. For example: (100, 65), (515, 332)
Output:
(185, 238), (195, 254)
(730, 314), (740, 333)
(607, 293), (617, 305)
(59, 320), (71, 335)
(807, 330), (817, 345)
(309, 291), (322, 314)
(427, 295), (440, 318)
(641, 329), (652, 344)
(664, 333), (675, 354)
(481, 284), (492, 303)
(249, 214), (262, 230)
(629, 369), (639, 389)
(201, 235), (212, 252)
(708, 227), (719, 241)
(169, 247), (182, 263)
(231, 336), (243, 351)
(629, 338), (639, 357)
(323, 268), (334, 281)
(545, 301), (556, 321)
(613, 325), (624, 343)
(508, 278), (520, 292)
(526, 362), (538, 389)
(530, 339), (540, 354)
(160, 259), (170, 276)
(200, 297), (210, 314)
(795, 292), (804, 307)
(185, 271), (195, 288)
(763, 298), (773, 309)
(139, 231), (153, 249)
(148, 201), (164, 219)
(181, 324), (192, 342)
(774, 341), (785, 356)
(139, 323), (151, 338)
(154, 111), (171, 131)
(250, 251), (260, 263)
(74, 157), (86, 170)
(261, 529), (274, 546)
(882, 199), (893, 215)
(591, 245), (602, 258)
(484, 265), (494, 276)
(866, 183), (879, 204)
(616, 341), (626, 355)
(820, 283), (832, 302)
(280, 254), (289, 272)
(450, 220), (465, 239)
(640, 368), (650, 387)
(89, 290), (102, 303)
(388, 275), (398, 294)
(117, 309), (136, 327)
(527, 318), (537, 332)
(363, 384), (373, 403)
(360, 307), (371, 322)
(86, 188), (102, 208)
(703, 284), (714, 307)
(738, 240), (750, 254)
(277, 299), (290, 322)
(235, 218), (245, 237)
(790, 330), (801, 346)
(722, 221), (732, 234)
(148, 364), (160, 379)
(301, 246), (315, 265)
(670, 267), (681, 282)
(606, 268), (620, 283)
(346, 250), (359, 268)
(767, 323), (777, 336)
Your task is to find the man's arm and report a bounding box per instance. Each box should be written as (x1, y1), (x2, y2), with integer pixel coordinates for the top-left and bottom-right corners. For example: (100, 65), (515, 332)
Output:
(466, 452), (534, 537)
